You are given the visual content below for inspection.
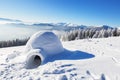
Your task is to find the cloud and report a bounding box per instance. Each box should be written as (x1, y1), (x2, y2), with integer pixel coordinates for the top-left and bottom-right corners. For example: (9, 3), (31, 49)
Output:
(0, 18), (22, 23)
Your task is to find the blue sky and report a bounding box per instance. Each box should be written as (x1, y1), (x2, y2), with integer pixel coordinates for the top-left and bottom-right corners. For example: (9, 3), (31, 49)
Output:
(0, 0), (120, 27)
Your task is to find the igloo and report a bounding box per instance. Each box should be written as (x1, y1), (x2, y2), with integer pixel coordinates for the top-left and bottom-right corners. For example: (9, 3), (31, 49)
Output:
(25, 31), (64, 69)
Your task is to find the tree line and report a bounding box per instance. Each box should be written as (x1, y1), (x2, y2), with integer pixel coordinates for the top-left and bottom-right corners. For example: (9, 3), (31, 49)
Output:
(0, 38), (29, 48)
(0, 28), (120, 48)
(61, 28), (120, 41)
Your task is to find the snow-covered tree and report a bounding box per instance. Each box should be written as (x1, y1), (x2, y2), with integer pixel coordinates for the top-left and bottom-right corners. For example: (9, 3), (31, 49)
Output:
(60, 27), (120, 41)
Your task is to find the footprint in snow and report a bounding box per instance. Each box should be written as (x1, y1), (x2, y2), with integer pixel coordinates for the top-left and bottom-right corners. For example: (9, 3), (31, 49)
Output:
(6, 51), (21, 62)
(43, 64), (77, 78)
(0, 62), (26, 79)
(80, 70), (107, 80)
(112, 57), (120, 64)
(58, 75), (68, 80)
(57, 64), (73, 68)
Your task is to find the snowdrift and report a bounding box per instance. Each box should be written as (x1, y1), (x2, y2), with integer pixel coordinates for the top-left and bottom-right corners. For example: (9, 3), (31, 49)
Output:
(25, 31), (64, 69)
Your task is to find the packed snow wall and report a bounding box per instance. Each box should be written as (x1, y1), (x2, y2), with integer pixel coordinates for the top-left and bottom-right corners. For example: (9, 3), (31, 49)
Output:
(25, 31), (64, 69)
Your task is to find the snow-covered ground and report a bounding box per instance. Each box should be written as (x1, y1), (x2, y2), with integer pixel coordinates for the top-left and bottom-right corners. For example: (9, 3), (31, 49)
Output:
(0, 36), (120, 80)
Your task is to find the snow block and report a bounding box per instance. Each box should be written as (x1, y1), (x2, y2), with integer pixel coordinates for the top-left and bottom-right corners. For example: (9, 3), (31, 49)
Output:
(25, 31), (64, 69)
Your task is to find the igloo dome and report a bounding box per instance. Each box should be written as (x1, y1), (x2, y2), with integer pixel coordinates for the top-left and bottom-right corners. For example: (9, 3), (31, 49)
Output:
(25, 31), (64, 68)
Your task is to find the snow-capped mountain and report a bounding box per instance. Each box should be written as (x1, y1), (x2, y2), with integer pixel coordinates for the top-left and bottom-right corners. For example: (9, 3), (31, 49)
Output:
(117, 27), (120, 30)
(0, 17), (117, 41)
(101, 25), (113, 29)
(0, 17), (115, 31)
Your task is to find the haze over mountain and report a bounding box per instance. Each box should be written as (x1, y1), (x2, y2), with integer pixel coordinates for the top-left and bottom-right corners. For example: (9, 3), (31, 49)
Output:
(0, 17), (117, 41)
(0, 18), (115, 30)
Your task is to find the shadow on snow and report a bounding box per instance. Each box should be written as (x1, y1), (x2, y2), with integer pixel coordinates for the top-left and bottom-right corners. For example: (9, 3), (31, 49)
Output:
(43, 49), (95, 64)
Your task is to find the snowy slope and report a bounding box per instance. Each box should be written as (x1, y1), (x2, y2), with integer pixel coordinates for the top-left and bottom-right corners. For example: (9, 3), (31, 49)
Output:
(0, 37), (120, 80)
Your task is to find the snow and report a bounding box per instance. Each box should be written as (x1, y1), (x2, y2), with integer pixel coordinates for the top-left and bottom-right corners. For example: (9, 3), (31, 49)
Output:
(24, 32), (64, 68)
(24, 31), (64, 55)
(0, 36), (120, 80)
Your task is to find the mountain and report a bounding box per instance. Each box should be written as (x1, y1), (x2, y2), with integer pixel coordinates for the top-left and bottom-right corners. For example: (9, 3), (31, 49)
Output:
(0, 18), (115, 31)
(32, 23), (88, 31)
(32, 23), (115, 31)
(0, 18), (22, 24)
(101, 25), (113, 29)
(33, 23), (53, 26)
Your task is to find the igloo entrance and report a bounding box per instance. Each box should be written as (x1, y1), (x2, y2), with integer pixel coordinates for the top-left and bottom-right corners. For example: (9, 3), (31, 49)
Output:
(26, 54), (42, 69)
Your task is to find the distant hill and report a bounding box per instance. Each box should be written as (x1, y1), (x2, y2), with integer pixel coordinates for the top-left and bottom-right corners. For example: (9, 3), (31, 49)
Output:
(0, 17), (116, 31)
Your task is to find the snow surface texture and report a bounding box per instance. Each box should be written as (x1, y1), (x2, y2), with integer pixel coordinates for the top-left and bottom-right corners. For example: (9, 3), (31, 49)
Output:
(0, 36), (120, 80)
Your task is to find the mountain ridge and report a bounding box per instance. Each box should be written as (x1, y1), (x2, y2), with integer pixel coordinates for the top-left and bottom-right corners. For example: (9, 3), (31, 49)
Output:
(0, 17), (116, 30)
